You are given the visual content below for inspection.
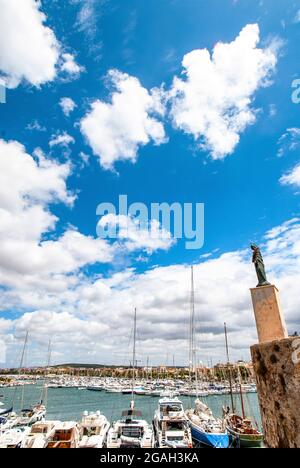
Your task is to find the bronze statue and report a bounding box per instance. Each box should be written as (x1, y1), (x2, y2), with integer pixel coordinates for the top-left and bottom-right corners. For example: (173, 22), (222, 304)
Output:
(251, 244), (271, 287)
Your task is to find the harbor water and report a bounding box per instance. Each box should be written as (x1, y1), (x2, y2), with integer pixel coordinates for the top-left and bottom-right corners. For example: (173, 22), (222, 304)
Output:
(0, 384), (262, 429)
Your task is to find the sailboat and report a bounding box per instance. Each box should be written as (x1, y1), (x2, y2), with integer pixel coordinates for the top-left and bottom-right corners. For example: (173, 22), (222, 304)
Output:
(106, 309), (154, 448)
(185, 266), (229, 449)
(222, 323), (263, 448)
(13, 337), (47, 428)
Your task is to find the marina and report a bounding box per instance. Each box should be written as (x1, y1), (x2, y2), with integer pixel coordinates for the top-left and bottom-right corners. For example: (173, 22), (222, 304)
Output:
(0, 380), (261, 448)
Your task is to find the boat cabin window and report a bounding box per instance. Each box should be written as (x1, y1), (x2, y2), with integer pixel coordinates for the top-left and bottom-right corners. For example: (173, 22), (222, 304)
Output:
(167, 435), (184, 442)
(167, 421), (184, 431)
(53, 429), (72, 441)
(31, 425), (47, 434)
(122, 426), (143, 438)
(161, 403), (183, 416)
(83, 426), (98, 436)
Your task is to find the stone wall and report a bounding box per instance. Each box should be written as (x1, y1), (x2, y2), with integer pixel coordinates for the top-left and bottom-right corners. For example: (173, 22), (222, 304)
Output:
(251, 337), (300, 448)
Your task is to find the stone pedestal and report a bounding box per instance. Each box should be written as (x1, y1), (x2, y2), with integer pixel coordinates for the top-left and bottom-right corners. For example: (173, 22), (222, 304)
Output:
(251, 338), (300, 448)
(250, 285), (288, 344)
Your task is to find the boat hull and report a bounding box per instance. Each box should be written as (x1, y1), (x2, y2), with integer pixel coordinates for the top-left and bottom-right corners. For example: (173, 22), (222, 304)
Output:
(227, 426), (263, 448)
(190, 421), (229, 449)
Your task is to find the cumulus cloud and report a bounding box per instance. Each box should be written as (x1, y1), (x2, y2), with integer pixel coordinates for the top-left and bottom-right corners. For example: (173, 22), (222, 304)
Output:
(280, 163), (300, 188)
(59, 97), (77, 116)
(98, 214), (175, 254)
(2, 214), (300, 366)
(277, 128), (300, 157)
(80, 70), (167, 169)
(0, 139), (113, 286)
(0, 0), (83, 89)
(0, 139), (73, 213)
(0, 0), (60, 88)
(60, 53), (84, 78)
(49, 132), (75, 148)
(295, 10), (300, 23)
(169, 24), (278, 159)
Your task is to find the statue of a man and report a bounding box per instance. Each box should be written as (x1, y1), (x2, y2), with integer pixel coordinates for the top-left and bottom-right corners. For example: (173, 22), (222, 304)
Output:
(251, 244), (271, 287)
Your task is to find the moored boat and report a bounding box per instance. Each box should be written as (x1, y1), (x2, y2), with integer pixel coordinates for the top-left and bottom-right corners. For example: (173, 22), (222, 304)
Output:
(79, 411), (110, 448)
(186, 399), (229, 449)
(46, 421), (80, 448)
(107, 401), (154, 448)
(153, 396), (193, 448)
(224, 412), (263, 448)
(0, 426), (31, 448)
(21, 421), (60, 448)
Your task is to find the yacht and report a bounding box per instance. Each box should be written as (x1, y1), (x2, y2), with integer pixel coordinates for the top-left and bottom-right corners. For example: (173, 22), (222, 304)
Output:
(21, 421), (60, 448)
(153, 396), (193, 448)
(46, 421), (80, 449)
(13, 403), (46, 427)
(106, 309), (154, 449)
(78, 411), (110, 448)
(0, 426), (31, 448)
(107, 401), (154, 448)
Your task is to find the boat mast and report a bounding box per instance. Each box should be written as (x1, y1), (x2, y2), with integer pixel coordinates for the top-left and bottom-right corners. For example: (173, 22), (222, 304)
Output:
(131, 308), (137, 405)
(238, 367), (246, 419)
(20, 331), (29, 411)
(41, 340), (52, 409)
(224, 323), (235, 413)
(189, 266), (199, 399)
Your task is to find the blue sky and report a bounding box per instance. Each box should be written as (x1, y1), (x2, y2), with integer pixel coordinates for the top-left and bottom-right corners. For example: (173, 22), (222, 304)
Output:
(1, 0), (300, 366)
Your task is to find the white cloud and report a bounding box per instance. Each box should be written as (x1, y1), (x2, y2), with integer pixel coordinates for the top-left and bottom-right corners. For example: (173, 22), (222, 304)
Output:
(0, 139), (73, 213)
(60, 97), (77, 116)
(98, 214), (175, 254)
(60, 53), (84, 78)
(280, 163), (300, 188)
(0, 1), (83, 89)
(295, 10), (300, 23)
(15, 311), (109, 345)
(2, 214), (300, 366)
(80, 70), (167, 169)
(49, 132), (75, 148)
(0, 138), (113, 285)
(277, 128), (300, 157)
(169, 24), (278, 159)
(26, 120), (46, 132)
(0, 0), (60, 88)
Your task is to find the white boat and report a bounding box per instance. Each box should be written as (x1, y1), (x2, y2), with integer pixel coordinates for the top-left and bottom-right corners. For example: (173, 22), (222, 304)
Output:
(160, 389), (180, 397)
(134, 387), (146, 395)
(13, 404), (46, 427)
(153, 396), (193, 448)
(0, 427), (31, 448)
(0, 411), (18, 433)
(79, 411), (110, 448)
(107, 401), (154, 448)
(21, 421), (60, 448)
(46, 421), (80, 449)
(86, 385), (104, 392)
(105, 386), (123, 393)
(107, 309), (154, 449)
